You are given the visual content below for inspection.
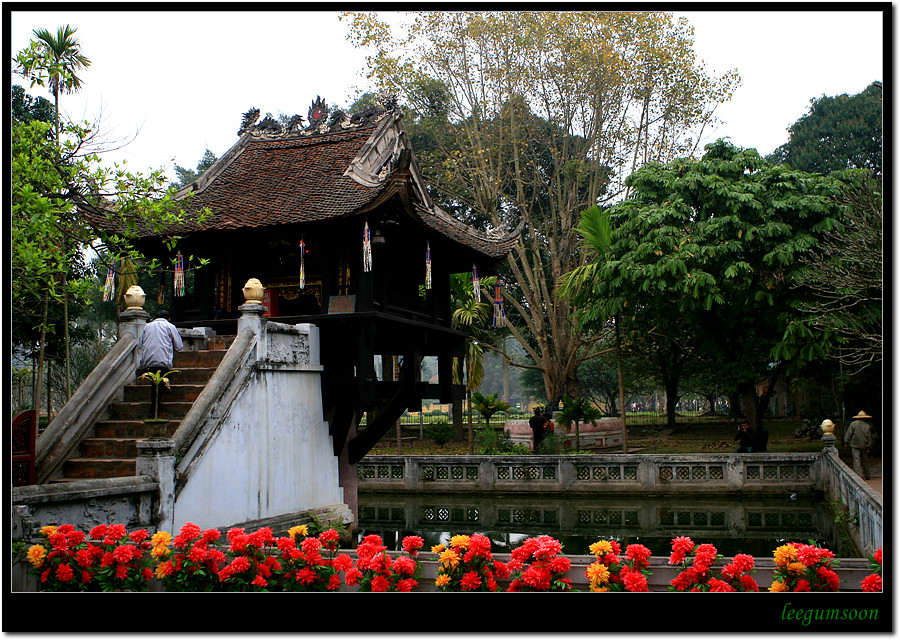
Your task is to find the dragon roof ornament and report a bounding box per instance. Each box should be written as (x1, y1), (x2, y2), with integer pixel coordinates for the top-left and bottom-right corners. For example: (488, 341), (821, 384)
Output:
(237, 95), (400, 139)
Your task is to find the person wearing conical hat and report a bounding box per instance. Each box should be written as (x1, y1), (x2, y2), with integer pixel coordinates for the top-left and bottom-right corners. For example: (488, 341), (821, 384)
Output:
(844, 411), (875, 480)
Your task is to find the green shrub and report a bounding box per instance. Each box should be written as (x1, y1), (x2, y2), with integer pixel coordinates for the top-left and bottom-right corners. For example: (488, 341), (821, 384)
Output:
(476, 427), (515, 455)
(428, 421), (455, 447)
(535, 432), (566, 455)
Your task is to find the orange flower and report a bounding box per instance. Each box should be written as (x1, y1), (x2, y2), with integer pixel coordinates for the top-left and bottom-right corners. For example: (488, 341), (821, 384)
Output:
(768, 579), (789, 592)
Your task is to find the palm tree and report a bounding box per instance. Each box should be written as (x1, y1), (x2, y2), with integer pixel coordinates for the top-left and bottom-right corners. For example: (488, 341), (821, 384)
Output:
(471, 392), (511, 428)
(450, 272), (496, 453)
(556, 396), (603, 452)
(16, 25), (91, 405)
(18, 25), (91, 144)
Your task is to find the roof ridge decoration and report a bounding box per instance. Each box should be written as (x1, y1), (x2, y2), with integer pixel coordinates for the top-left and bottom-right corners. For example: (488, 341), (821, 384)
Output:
(236, 95), (400, 140)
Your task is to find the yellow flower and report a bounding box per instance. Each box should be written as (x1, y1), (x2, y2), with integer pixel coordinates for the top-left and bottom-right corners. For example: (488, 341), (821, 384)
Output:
(773, 544), (797, 567)
(768, 579), (789, 592)
(431, 543), (446, 554)
(439, 548), (460, 569)
(155, 561), (172, 579)
(787, 561), (807, 574)
(39, 525), (57, 537)
(589, 584), (610, 592)
(288, 525), (309, 540)
(435, 574), (451, 587)
(586, 562), (610, 584)
(589, 540), (614, 557)
(449, 534), (470, 550)
(26, 545), (46, 567)
(150, 530), (172, 548)
(151, 545), (170, 559)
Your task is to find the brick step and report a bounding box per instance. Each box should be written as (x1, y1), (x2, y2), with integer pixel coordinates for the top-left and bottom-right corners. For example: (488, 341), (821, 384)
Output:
(136, 367), (216, 384)
(94, 419), (179, 438)
(81, 437), (143, 458)
(106, 401), (194, 421)
(173, 349), (227, 368)
(62, 458), (137, 479)
(123, 383), (207, 403)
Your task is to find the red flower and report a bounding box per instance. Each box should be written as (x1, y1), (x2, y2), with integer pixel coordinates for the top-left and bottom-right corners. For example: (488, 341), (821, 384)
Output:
(345, 568), (362, 586)
(129, 529), (150, 544)
(548, 556), (571, 575)
(461, 570), (482, 591)
(816, 566), (840, 591)
(401, 535), (424, 555)
(626, 543), (652, 568)
(319, 529), (340, 550)
(707, 578), (735, 592)
(738, 574), (759, 592)
(370, 575), (390, 592)
(89, 524), (108, 540)
(392, 555), (417, 577)
(493, 560), (510, 580)
(333, 553), (353, 572)
(793, 579), (811, 592)
(861, 573), (882, 592)
(56, 563), (74, 582)
(621, 566), (649, 592)
(396, 578), (417, 592)
(327, 573), (342, 591)
(874, 548), (882, 565)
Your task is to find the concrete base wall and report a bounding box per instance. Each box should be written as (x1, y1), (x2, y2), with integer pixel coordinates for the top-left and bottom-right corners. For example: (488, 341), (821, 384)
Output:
(173, 323), (347, 532)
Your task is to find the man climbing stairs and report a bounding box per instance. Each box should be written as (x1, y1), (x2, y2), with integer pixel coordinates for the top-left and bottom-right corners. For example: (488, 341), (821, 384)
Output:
(53, 345), (231, 481)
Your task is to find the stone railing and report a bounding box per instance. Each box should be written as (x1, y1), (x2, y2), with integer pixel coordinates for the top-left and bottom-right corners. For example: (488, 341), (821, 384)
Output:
(816, 449), (883, 556)
(34, 332), (140, 483)
(357, 453), (822, 495)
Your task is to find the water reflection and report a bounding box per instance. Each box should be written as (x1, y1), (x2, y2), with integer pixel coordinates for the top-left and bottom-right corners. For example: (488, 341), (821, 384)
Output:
(357, 491), (855, 558)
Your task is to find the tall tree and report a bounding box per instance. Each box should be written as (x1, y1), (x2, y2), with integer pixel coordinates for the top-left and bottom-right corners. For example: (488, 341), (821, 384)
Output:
(343, 11), (739, 405)
(16, 25), (92, 401)
(767, 82), (883, 178)
(561, 140), (846, 436)
(788, 172), (882, 372)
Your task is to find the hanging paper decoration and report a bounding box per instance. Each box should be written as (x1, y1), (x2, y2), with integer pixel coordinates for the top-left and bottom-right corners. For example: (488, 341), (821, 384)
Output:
(363, 221), (373, 272)
(158, 270), (166, 305)
(299, 239), (306, 289)
(493, 283), (506, 328)
(102, 265), (115, 302)
(174, 252), (185, 297)
(472, 264), (481, 303)
(425, 241), (432, 290)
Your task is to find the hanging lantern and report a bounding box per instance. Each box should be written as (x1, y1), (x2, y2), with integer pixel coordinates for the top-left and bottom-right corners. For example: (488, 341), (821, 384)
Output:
(157, 270), (165, 305)
(363, 221), (373, 272)
(472, 264), (481, 303)
(299, 239), (306, 289)
(102, 264), (115, 302)
(425, 241), (432, 290)
(493, 283), (506, 328)
(174, 252), (185, 297)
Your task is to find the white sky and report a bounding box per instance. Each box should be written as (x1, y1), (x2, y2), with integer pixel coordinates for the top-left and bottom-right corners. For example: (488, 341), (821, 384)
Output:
(9, 9), (885, 184)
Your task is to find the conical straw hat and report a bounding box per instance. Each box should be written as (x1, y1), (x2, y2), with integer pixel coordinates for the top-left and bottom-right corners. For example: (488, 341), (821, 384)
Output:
(852, 410), (873, 420)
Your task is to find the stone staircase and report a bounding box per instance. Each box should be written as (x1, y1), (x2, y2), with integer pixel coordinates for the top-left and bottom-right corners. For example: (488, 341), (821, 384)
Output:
(54, 344), (232, 482)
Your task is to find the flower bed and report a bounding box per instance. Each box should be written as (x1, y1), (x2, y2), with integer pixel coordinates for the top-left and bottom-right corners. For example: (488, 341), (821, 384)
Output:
(22, 522), (882, 593)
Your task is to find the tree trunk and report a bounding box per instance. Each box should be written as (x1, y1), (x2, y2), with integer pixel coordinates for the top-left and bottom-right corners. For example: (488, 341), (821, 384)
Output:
(34, 293), (50, 420)
(665, 376), (680, 429)
(466, 390), (474, 455)
(452, 397), (464, 441)
(616, 321), (629, 453)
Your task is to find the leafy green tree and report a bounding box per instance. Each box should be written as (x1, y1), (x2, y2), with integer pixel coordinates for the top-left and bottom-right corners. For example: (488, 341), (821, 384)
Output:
(343, 10), (740, 406)
(16, 25), (92, 401)
(561, 140), (846, 435)
(171, 149), (218, 189)
(767, 82), (882, 178)
(11, 84), (55, 124)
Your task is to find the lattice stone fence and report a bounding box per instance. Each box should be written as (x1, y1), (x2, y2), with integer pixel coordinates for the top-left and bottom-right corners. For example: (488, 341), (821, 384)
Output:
(357, 451), (882, 555)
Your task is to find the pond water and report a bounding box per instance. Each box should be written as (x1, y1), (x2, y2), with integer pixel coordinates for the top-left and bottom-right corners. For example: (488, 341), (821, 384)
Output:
(357, 490), (857, 558)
